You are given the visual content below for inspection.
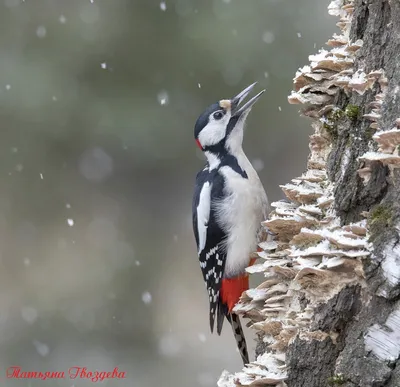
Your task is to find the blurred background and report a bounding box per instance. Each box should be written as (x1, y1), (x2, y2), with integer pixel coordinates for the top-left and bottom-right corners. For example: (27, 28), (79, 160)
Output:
(0, 0), (335, 386)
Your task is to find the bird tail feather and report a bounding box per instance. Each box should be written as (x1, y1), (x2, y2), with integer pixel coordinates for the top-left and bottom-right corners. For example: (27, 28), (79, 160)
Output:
(215, 300), (249, 365)
(230, 313), (249, 365)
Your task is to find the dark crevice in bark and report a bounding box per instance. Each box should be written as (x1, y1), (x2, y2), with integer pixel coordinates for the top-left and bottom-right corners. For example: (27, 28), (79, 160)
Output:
(353, 1), (369, 40)
(327, 87), (387, 224)
(286, 337), (339, 387)
(255, 335), (269, 358)
(312, 286), (362, 336)
(386, 359), (400, 387)
(282, 1), (400, 386)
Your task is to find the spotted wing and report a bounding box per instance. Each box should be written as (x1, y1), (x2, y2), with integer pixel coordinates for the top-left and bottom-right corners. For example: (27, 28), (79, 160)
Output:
(192, 168), (227, 333)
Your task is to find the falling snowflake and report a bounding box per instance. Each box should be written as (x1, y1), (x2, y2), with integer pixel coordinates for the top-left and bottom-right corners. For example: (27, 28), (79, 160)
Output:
(36, 26), (47, 38)
(33, 340), (49, 357)
(251, 158), (265, 172)
(5, 84), (11, 90)
(23, 257), (30, 266)
(198, 333), (207, 342)
(52, 96), (57, 101)
(158, 334), (181, 357)
(66, 203), (71, 209)
(78, 147), (113, 182)
(135, 260), (141, 266)
(157, 90), (169, 106)
(142, 291), (152, 304)
(264, 72), (269, 78)
(262, 31), (275, 44)
(101, 62), (107, 69)
(198, 83), (201, 89)
(67, 218), (74, 227)
(21, 307), (38, 324)
(160, 2), (167, 11)
(40, 173), (43, 179)
(59, 15), (67, 24)
(278, 106), (282, 111)
(297, 32), (302, 38)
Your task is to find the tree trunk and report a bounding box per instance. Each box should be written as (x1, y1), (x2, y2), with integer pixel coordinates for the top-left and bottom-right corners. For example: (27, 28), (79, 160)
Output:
(218, 1), (400, 386)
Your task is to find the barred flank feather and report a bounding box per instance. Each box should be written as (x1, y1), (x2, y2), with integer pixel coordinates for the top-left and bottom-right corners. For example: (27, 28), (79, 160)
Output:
(230, 313), (249, 365)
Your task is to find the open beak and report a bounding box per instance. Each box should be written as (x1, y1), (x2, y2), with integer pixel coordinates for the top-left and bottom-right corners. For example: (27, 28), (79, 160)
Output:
(231, 82), (265, 118)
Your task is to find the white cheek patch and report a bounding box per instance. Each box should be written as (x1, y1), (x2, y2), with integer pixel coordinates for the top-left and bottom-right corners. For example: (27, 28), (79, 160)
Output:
(198, 113), (231, 148)
(198, 121), (226, 147)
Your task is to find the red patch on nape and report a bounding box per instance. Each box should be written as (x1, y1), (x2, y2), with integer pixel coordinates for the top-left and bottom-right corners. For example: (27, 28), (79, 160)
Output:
(195, 139), (203, 150)
(221, 274), (250, 312)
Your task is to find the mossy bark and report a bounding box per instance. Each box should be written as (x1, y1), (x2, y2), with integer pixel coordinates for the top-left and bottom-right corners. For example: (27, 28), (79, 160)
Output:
(265, 1), (400, 386)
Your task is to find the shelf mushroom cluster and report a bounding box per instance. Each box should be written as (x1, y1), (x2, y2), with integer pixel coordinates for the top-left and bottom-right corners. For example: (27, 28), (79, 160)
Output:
(218, 354), (287, 387)
(217, 1), (378, 386)
(288, 0), (377, 119)
(359, 113), (400, 176)
(225, 176), (370, 386)
(354, 66), (400, 178)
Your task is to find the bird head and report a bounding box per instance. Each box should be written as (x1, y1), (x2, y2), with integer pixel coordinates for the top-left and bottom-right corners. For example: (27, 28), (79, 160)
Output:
(194, 82), (265, 156)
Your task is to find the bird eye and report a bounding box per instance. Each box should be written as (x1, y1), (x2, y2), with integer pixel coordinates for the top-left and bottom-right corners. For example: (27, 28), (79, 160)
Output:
(213, 111), (224, 120)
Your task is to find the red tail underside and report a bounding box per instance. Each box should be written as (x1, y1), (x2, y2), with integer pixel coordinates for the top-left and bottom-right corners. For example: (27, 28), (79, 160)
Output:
(221, 257), (257, 312)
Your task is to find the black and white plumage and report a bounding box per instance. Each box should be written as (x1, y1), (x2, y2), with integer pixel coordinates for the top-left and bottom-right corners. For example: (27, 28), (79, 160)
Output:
(192, 83), (269, 365)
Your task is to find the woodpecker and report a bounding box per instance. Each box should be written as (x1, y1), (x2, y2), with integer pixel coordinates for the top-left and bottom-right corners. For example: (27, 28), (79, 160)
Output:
(192, 83), (269, 365)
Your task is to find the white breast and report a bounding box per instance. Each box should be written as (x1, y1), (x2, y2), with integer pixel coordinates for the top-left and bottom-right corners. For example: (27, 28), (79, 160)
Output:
(216, 154), (268, 278)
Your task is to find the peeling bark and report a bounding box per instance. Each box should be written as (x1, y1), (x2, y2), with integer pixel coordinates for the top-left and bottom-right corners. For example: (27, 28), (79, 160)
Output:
(218, 1), (400, 387)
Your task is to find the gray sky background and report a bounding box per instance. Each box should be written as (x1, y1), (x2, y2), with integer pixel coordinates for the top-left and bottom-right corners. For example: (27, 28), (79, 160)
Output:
(0, 1), (335, 386)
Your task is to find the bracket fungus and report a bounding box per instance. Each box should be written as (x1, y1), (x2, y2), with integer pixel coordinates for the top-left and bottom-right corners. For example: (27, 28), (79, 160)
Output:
(217, 1), (379, 386)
